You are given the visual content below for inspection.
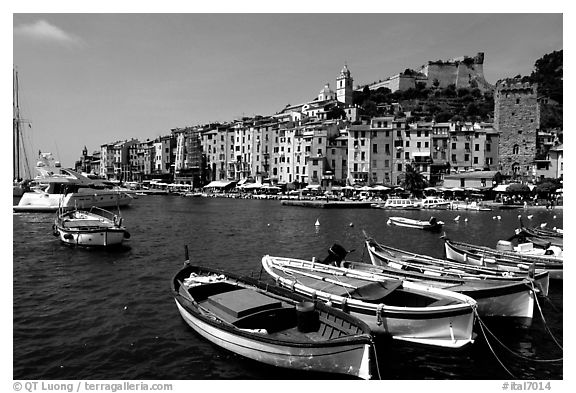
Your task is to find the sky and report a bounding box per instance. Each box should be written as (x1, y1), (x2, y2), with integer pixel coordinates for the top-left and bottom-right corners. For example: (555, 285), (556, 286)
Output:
(11, 9), (564, 170)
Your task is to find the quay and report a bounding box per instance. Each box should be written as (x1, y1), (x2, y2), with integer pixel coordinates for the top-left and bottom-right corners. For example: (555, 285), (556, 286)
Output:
(281, 200), (374, 208)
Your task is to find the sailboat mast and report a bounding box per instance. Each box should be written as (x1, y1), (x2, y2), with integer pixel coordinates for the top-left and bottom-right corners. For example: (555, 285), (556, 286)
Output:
(13, 68), (21, 180)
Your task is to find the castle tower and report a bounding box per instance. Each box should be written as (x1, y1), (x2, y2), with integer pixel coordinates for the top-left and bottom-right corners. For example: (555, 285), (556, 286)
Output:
(336, 64), (353, 105)
(494, 80), (539, 181)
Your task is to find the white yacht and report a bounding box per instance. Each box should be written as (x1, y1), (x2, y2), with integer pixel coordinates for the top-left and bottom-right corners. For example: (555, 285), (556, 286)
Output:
(14, 155), (133, 212)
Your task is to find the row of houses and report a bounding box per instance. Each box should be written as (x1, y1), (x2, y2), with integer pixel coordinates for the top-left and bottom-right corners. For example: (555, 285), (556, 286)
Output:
(74, 65), (563, 189)
(74, 114), (562, 190)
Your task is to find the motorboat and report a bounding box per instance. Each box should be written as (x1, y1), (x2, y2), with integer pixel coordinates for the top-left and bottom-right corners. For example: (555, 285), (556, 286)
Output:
(172, 262), (374, 379)
(261, 249), (477, 349)
(14, 157), (133, 212)
(417, 197), (452, 210)
(53, 206), (130, 247)
(387, 216), (444, 231)
(372, 198), (420, 210)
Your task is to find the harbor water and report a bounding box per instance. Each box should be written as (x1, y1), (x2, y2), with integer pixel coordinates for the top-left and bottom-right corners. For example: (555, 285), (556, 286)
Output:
(13, 196), (563, 380)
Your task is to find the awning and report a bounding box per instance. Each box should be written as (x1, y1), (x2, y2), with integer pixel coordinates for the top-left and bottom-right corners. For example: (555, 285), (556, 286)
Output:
(465, 187), (481, 192)
(306, 184), (321, 189)
(242, 182), (263, 189)
(372, 185), (390, 191)
(492, 184), (509, 192)
(203, 181), (235, 188)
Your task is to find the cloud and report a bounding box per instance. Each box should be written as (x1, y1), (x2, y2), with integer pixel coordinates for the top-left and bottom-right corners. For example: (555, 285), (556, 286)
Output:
(14, 20), (83, 47)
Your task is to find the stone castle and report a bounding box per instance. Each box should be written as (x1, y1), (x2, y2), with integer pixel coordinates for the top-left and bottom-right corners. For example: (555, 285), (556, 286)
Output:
(360, 52), (493, 93)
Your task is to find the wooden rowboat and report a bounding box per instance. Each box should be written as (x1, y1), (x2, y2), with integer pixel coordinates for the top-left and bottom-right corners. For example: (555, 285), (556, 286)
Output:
(444, 238), (563, 280)
(52, 207), (130, 247)
(364, 239), (546, 325)
(262, 253), (477, 349)
(172, 263), (374, 379)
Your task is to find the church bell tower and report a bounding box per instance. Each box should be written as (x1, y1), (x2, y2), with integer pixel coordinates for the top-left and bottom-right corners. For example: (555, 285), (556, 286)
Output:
(336, 64), (353, 105)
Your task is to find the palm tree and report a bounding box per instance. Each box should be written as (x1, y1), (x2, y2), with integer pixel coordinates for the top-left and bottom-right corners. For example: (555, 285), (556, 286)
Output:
(402, 164), (428, 197)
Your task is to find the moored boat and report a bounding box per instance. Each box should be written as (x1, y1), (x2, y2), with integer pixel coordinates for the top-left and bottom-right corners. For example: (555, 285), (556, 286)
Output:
(372, 198), (420, 210)
(416, 197), (452, 210)
(172, 263), (374, 379)
(514, 225), (563, 249)
(363, 237), (549, 296)
(14, 165), (133, 213)
(387, 216), (444, 231)
(450, 201), (491, 211)
(53, 206), (130, 247)
(261, 253), (477, 349)
(444, 238), (563, 280)
(363, 240), (545, 324)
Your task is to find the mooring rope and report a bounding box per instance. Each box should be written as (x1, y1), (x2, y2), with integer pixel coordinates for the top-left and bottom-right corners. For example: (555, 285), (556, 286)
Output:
(528, 280), (563, 351)
(370, 339), (382, 380)
(474, 308), (516, 378)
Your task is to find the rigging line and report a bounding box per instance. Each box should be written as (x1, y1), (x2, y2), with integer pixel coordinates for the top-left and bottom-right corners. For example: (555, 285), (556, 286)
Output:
(370, 339), (382, 380)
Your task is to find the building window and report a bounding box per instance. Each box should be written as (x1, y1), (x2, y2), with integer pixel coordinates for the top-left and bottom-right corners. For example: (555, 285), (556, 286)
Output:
(397, 163), (402, 171)
(372, 160), (377, 168)
(473, 157), (478, 164)
(417, 142), (421, 148)
(486, 143), (491, 152)
(373, 144), (378, 153)
(405, 141), (410, 147)
(385, 144), (390, 154)
(513, 145), (519, 155)
(452, 143), (457, 149)
(451, 154), (457, 163)
(405, 152), (409, 159)
(384, 159), (389, 168)
(464, 154), (470, 161)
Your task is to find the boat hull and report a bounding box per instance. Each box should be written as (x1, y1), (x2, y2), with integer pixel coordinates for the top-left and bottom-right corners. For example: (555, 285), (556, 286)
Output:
(388, 217), (443, 231)
(175, 300), (371, 379)
(444, 240), (563, 280)
(54, 227), (126, 247)
(262, 256), (476, 349)
(363, 247), (536, 322)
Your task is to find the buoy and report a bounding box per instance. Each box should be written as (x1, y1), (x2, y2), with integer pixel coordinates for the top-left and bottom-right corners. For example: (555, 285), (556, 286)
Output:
(123, 231), (131, 239)
(527, 215), (533, 219)
(497, 215), (501, 220)
(553, 215), (557, 219)
(464, 218), (468, 222)
(315, 219), (320, 226)
(349, 222), (354, 227)
(518, 214), (522, 219)
(267, 223), (270, 226)
(540, 223), (547, 228)
(454, 216), (460, 221)
(492, 216), (496, 220)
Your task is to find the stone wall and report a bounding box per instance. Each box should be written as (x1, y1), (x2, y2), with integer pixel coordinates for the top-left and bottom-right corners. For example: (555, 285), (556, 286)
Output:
(494, 81), (539, 179)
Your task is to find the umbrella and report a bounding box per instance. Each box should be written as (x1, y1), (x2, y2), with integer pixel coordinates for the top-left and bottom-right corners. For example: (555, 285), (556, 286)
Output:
(464, 187), (480, 192)
(373, 185), (390, 191)
(450, 187), (464, 192)
(424, 187), (437, 191)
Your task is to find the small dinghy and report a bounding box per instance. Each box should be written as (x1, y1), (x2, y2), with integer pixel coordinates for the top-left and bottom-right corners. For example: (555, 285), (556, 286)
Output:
(262, 246), (477, 349)
(52, 207), (130, 247)
(172, 260), (374, 379)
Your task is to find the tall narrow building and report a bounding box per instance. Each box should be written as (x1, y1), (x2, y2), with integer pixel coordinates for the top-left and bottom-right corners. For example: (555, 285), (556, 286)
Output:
(494, 80), (539, 181)
(336, 64), (353, 105)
